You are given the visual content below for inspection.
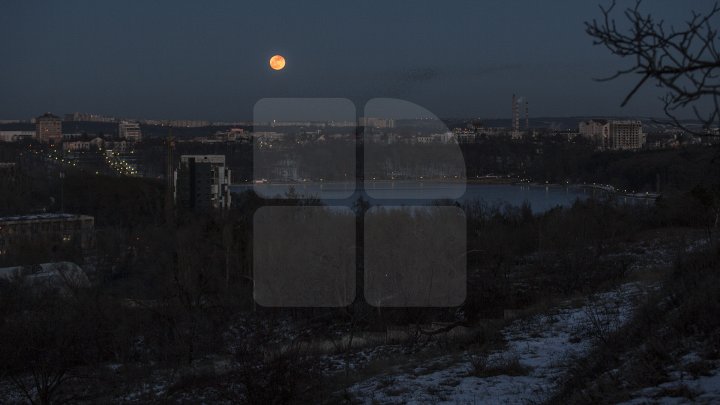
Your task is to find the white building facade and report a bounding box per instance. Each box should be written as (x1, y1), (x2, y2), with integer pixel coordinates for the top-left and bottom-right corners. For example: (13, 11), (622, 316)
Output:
(119, 121), (142, 142)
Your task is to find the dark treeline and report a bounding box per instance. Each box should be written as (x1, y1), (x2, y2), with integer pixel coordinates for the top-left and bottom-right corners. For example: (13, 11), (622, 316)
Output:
(1, 181), (718, 402)
(4, 139), (718, 200)
(461, 139), (720, 192)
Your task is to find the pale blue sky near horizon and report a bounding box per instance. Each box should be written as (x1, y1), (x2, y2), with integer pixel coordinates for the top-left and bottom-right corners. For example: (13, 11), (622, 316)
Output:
(0, 0), (716, 121)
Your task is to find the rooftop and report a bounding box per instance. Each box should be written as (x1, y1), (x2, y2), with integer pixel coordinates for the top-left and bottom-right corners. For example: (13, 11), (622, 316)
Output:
(37, 112), (60, 120)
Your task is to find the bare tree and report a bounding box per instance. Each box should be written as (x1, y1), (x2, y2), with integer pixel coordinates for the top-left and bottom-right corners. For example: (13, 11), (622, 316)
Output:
(587, 1), (720, 133)
(0, 289), (90, 405)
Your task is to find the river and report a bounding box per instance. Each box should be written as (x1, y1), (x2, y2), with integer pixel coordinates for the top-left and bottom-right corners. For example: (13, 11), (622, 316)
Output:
(229, 182), (643, 213)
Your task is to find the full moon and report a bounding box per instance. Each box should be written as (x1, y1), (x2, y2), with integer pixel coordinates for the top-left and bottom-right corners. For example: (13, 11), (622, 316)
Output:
(269, 55), (286, 70)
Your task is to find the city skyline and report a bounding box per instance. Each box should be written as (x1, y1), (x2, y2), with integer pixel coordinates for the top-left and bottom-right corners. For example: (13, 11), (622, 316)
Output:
(1, 107), (705, 125)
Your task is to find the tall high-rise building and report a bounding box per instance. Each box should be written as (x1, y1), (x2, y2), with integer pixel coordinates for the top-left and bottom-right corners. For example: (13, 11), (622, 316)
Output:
(174, 155), (231, 211)
(35, 113), (62, 144)
(119, 121), (142, 142)
(579, 119), (609, 146)
(510, 94), (525, 139)
(609, 120), (645, 150)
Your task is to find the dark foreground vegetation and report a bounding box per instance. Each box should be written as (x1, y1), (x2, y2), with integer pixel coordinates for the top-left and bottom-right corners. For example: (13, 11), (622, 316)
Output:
(0, 142), (719, 403)
(549, 241), (720, 404)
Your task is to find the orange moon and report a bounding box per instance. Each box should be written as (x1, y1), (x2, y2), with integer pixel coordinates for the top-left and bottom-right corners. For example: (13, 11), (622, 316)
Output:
(269, 55), (286, 70)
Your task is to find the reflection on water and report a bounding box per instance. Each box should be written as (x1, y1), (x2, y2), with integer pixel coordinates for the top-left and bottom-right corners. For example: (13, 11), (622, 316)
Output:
(230, 182), (630, 213)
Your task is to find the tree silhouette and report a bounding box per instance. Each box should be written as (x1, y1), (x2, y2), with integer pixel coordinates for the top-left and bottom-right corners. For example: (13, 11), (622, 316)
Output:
(587, 1), (720, 133)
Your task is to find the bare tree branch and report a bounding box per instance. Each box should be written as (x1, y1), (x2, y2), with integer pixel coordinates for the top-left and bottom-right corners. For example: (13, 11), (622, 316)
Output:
(587, 0), (720, 135)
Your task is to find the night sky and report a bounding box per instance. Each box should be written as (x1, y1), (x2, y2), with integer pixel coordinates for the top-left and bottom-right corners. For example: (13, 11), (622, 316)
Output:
(0, 0), (713, 121)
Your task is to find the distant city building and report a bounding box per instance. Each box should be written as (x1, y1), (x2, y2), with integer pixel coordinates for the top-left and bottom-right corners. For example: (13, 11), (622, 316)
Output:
(578, 119), (609, 146)
(0, 213), (95, 256)
(510, 94), (528, 140)
(35, 113), (62, 144)
(89, 137), (105, 149)
(63, 141), (93, 152)
(211, 121), (251, 126)
(609, 120), (645, 150)
(415, 132), (456, 144)
(134, 119), (210, 127)
(105, 140), (129, 153)
(327, 120), (356, 127)
(211, 128), (247, 142)
(453, 128), (477, 144)
(225, 128), (244, 141)
(171, 119), (211, 127)
(69, 137), (131, 153)
(62, 133), (85, 140)
(174, 155), (231, 211)
(64, 112), (117, 123)
(0, 130), (34, 142)
(269, 120), (325, 128)
(252, 132), (284, 147)
(118, 121), (142, 142)
(359, 117), (395, 129)
(647, 134), (681, 150)
(416, 135), (433, 144)
(436, 132), (456, 143)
